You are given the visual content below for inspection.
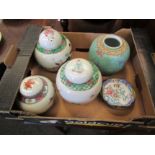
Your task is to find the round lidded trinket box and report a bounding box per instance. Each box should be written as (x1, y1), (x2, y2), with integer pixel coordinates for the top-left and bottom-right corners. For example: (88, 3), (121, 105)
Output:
(89, 34), (130, 75)
(101, 78), (136, 115)
(35, 27), (72, 71)
(56, 58), (102, 104)
(19, 75), (55, 114)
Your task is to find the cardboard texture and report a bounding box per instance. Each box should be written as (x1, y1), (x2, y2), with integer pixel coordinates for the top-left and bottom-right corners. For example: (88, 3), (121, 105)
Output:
(0, 25), (155, 128)
(28, 29), (144, 122)
(131, 29), (155, 115)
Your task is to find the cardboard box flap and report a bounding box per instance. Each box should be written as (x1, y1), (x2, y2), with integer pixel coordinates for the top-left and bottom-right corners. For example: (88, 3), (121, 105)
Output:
(0, 25), (42, 113)
(131, 28), (155, 108)
(0, 56), (30, 113)
(0, 25), (154, 129)
(17, 25), (42, 56)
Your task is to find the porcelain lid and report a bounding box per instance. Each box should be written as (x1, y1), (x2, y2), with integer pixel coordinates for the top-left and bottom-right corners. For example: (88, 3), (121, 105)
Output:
(20, 76), (44, 97)
(64, 58), (93, 84)
(39, 28), (62, 50)
(102, 79), (135, 107)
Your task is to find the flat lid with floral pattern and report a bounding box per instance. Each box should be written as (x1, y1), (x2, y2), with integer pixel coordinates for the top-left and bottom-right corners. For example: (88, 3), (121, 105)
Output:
(64, 58), (93, 84)
(20, 76), (44, 97)
(102, 79), (135, 107)
(39, 28), (62, 50)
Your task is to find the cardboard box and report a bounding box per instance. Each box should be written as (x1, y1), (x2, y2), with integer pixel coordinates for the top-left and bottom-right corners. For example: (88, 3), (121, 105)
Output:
(0, 25), (155, 129)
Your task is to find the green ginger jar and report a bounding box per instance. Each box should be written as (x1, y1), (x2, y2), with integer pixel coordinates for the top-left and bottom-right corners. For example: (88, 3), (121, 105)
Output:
(89, 34), (130, 75)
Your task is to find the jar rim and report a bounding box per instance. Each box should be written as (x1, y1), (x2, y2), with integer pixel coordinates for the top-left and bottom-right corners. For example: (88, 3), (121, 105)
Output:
(103, 34), (123, 49)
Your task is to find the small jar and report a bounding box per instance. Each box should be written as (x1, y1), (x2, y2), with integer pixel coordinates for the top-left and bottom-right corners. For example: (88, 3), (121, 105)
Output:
(56, 58), (102, 104)
(35, 27), (72, 71)
(89, 34), (130, 75)
(19, 75), (55, 114)
(101, 78), (136, 115)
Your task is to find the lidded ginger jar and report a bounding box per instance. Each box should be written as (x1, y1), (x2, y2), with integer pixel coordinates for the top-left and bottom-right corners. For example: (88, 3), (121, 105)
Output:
(56, 58), (102, 104)
(19, 75), (55, 114)
(35, 27), (72, 71)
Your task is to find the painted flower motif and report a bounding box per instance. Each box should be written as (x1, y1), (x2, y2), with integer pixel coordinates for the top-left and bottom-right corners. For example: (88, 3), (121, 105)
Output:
(24, 79), (35, 90)
(114, 84), (120, 88)
(66, 80), (72, 86)
(45, 50), (51, 54)
(21, 79), (48, 104)
(120, 90), (125, 96)
(96, 50), (103, 57)
(106, 89), (113, 95)
(87, 79), (93, 85)
(72, 60), (83, 73)
(61, 40), (65, 45)
(36, 95), (43, 101)
(113, 93), (118, 98)
(44, 28), (54, 37)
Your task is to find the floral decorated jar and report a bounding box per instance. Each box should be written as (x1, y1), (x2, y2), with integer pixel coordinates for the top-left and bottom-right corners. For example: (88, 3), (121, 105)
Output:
(101, 78), (136, 115)
(19, 75), (55, 114)
(56, 58), (102, 104)
(35, 27), (72, 71)
(89, 34), (130, 75)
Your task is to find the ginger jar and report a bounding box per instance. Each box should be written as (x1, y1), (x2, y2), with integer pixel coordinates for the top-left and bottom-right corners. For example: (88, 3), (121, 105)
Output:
(19, 75), (55, 114)
(56, 58), (102, 104)
(89, 34), (130, 75)
(35, 27), (72, 71)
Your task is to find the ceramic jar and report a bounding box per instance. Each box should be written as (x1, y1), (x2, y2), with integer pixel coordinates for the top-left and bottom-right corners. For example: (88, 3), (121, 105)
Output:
(35, 27), (72, 71)
(101, 78), (136, 115)
(19, 75), (55, 114)
(89, 34), (130, 75)
(56, 58), (102, 104)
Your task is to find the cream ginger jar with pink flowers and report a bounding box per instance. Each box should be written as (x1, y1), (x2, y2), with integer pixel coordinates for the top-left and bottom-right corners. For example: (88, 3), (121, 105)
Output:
(35, 27), (72, 71)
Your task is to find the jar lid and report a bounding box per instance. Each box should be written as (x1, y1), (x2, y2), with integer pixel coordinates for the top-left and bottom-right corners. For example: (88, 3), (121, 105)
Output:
(38, 28), (62, 50)
(64, 58), (93, 84)
(102, 79), (135, 107)
(20, 76), (44, 97)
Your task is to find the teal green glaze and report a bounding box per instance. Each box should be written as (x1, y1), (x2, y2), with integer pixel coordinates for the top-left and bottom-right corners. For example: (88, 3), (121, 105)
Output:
(89, 34), (130, 75)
